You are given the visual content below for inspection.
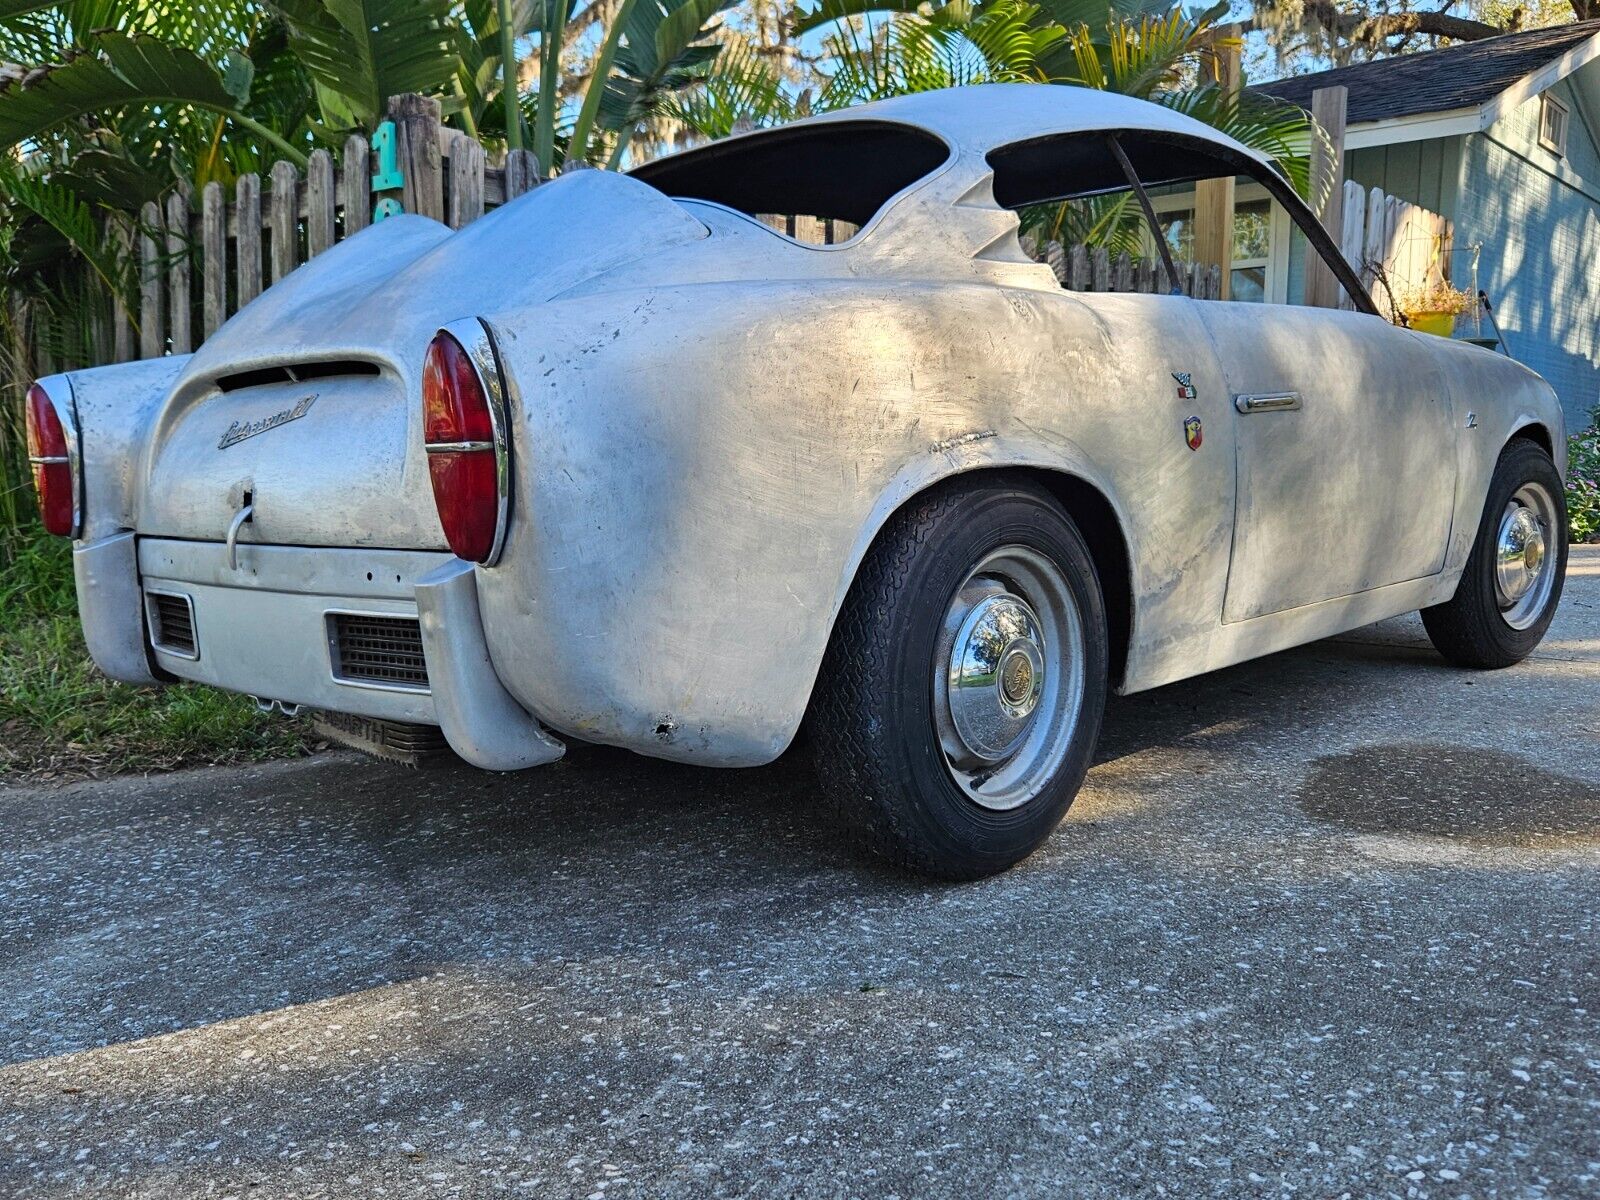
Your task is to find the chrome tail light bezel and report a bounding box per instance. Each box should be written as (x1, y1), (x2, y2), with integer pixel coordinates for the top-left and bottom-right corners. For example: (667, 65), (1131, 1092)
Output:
(426, 317), (513, 567)
(28, 375), (83, 539)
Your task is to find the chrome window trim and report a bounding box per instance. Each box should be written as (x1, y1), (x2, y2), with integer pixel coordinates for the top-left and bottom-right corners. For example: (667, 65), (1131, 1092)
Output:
(144, 587), (200, 661)
(435, 317), (513, 567)
(323, 608), (432, 695)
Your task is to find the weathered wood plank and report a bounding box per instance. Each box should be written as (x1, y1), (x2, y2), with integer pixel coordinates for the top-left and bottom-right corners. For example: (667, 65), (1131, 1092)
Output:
(342, 133), (370, 237)
(165, 192), (191, 355)
(1045, 240), (1065, 284)
(1304, 85), (1349, 308)
(1112, 251), (1132, 292)
(792, 215), (825, 245)
(110, 218), (134, 363)
(236, 173), (262, 308)
(503, 149), (539, 201)
(270, 160), (299, 284)
(1067, 243), (1089, 291)
(1338, 178), (1366, 310)
(447, 135), (486, 229)
(1090, 246), (1110, 292)
(306, 149), (335, 256)
(388, 93), (445, 221)
(202, 181), (226, 339)
(139, 201), (164, 359)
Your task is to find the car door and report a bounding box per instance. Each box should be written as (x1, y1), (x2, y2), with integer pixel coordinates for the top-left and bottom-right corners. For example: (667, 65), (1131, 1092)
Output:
(1195, 281), (1458, 623)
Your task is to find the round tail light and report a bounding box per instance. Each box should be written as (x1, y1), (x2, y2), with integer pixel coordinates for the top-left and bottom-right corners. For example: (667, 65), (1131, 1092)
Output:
(25, 382), (77, 537)
(422, 329), (506, 563)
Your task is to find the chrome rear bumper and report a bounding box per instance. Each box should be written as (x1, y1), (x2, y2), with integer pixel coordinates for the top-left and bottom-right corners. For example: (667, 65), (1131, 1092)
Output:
(72, 533), (564, 770)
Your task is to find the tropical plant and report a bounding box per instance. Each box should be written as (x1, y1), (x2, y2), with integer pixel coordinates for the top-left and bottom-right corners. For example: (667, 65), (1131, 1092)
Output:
(1569, 406), (1600, 544)
(670, 0), (1330, 260)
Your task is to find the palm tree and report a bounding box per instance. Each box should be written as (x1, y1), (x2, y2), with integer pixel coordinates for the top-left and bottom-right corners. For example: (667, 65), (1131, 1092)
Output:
(669, 0), (1332, 246)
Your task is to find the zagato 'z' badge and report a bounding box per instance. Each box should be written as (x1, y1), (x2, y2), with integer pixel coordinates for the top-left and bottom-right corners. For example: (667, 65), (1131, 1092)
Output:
(1172, 371), (1196, 401)
(1184, 415), (1203, 451)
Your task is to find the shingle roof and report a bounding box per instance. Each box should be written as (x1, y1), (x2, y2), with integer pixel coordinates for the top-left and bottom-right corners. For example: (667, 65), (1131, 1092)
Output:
(1252, 20), (1600, 124)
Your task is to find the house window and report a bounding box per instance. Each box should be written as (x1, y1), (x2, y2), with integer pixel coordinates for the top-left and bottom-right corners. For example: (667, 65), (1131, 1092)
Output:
(1539, 93), (1569, 157)
(1153, 194), (1284, 303)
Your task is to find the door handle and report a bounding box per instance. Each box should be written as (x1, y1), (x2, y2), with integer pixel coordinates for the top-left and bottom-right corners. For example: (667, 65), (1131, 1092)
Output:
(1234, 391), (1302, 413)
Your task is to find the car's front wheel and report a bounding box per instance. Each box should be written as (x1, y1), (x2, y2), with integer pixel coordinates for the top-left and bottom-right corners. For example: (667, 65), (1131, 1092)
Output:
(809, 477), (1108, 880)
(1422, 438), (1568, 668)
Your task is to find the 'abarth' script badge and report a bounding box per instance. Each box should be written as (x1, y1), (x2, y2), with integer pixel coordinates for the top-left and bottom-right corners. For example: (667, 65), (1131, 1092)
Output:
(218, 395), (317, 450)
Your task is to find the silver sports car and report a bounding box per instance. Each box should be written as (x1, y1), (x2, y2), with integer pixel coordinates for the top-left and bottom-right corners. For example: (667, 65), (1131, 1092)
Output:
(28, 85), (1568, 878)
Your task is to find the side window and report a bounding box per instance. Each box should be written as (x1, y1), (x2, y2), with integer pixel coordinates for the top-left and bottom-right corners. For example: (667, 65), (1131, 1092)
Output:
(987, 131), (1370, 312)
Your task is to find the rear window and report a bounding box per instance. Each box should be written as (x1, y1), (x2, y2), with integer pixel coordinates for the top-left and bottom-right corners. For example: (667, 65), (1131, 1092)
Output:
(630, 120), (950, 229)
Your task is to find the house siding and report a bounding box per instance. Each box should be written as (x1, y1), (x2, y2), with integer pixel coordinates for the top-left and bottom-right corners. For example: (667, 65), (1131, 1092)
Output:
(1279, 83), (1600, 430)
(1455, 78), (1600, 429)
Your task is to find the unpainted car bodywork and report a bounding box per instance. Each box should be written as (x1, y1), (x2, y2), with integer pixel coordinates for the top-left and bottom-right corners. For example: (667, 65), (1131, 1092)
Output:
(54, 85), (1565, 771)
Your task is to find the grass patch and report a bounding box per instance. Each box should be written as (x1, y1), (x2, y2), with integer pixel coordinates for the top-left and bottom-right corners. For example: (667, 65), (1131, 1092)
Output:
(1, 525), (314, 782)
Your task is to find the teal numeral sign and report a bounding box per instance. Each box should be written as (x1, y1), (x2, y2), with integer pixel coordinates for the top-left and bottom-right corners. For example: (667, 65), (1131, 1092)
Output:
(370, 120), (404, 221)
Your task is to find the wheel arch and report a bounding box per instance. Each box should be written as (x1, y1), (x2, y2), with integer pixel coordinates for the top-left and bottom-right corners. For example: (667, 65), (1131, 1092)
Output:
(823, 463), (1136, 694)
(1508, 420), (1554, 459)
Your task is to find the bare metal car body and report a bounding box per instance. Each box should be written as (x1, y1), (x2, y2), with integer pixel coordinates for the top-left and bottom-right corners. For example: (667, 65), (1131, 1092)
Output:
(50, 85), (1565, 772)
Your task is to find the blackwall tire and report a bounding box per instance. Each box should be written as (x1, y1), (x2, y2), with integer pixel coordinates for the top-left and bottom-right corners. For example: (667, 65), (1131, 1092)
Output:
(808, 476), (1109, 880)
(1422, 439), (1568, 669)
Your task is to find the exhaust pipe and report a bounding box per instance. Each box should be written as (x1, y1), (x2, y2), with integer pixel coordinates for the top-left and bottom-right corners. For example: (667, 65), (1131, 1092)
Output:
(250, 696), (302, 717)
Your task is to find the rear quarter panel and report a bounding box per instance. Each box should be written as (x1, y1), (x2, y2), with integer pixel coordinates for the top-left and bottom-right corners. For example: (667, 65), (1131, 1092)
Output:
(475, 280), (1236, 764)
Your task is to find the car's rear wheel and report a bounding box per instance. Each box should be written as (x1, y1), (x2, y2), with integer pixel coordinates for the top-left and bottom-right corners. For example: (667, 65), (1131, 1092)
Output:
(1422, 438), (1568, 668)
(808, 477), (1108, 880)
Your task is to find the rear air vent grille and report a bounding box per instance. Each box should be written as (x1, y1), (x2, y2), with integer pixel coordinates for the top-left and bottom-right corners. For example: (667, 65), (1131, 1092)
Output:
(146, 591), (198, 659)
(216, 360), (381, 392)
(329, 613), (430, 691)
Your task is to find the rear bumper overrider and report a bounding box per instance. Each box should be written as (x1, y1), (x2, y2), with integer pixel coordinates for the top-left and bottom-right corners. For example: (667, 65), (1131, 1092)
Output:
(72, 532), (564, 771)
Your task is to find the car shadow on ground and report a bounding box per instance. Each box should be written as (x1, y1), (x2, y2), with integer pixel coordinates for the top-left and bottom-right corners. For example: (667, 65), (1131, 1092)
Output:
(7, 612), (1592, 1067)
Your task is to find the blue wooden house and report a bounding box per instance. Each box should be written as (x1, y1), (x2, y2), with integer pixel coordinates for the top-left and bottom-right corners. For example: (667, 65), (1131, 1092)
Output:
(1258, 21), (1600, 432)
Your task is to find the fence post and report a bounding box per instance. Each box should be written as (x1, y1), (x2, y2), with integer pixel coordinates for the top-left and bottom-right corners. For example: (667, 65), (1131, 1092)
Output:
(202, 182), (226, 340)
(307, 149), (336, 256)
(138, 202), (164, 359)
(504, 148), (540, 200)
(342, 133), (371, 236)
(270, 159), (299, 284)
(236, 173), (262, 309)
(387, 93), (445, 221)
(110, 218), (134, 363)
(1304, 85), (1348, 308)
(447, 134), (486, 229)
(164, 192), (191, 355)
(1337, 179), (1364, 310)
(1193, 28), (1240, 299)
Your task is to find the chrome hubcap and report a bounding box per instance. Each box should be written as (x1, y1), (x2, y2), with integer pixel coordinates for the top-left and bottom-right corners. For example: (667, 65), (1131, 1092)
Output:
(1494, 483), (1558, 630)
(933, 546), (1085, 811)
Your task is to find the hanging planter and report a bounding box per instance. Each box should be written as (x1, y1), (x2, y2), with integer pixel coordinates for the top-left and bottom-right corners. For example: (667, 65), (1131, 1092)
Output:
(1393, 280), (1476, 338)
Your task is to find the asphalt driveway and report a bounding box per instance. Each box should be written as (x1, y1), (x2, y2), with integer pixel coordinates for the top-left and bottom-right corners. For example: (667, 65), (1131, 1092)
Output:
(3, 549), (1597, 1198)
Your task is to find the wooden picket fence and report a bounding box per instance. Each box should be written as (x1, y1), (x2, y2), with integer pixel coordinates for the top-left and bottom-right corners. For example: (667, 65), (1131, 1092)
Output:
(1035, 240), (1222, 299)
(115, 91), (1226, 364)
(117, 95), (546, 363)
(1334, 180), (1454, 315)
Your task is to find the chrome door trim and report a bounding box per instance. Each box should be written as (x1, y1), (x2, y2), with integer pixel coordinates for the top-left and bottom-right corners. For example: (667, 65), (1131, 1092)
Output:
(1234, 392), (1303, 414)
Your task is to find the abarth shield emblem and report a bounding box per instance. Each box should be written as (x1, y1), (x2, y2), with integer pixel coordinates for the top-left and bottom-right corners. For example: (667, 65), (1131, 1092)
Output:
(1184, 415), (1203, 451)
(1173, 371), (1196, 401)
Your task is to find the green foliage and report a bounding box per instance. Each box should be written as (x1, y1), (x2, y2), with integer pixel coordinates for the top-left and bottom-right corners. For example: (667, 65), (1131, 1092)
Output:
(1568, 408), (1600, 544)
(0, 526), (313, 778)
(269, 0), (460, 133)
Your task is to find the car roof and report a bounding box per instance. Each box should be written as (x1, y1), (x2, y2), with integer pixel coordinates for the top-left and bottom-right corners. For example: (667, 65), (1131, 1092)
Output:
(711, 84), (1283, 173)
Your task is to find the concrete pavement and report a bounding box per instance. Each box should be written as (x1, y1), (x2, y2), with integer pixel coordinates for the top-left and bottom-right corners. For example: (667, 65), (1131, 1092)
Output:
(2, 549), (1597, 1198)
